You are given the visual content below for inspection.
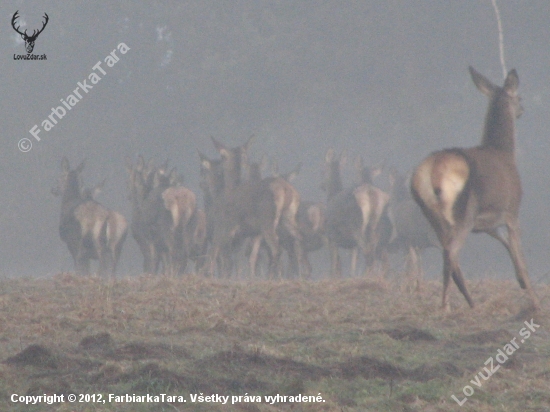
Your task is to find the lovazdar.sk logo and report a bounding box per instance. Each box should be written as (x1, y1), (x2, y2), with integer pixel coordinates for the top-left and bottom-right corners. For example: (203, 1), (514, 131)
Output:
(12, 10), (48, 60)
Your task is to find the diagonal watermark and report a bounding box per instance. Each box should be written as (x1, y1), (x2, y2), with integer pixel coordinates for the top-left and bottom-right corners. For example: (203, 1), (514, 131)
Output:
(19, 42), (130, 152)
(451, 318), (541, 406)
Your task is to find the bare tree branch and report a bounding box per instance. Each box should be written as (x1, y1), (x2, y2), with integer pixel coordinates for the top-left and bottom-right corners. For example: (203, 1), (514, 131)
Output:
(491, 0), (507, 78)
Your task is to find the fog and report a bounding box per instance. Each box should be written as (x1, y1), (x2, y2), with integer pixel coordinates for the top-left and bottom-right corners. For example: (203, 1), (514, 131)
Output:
(2, 1), (549, 281)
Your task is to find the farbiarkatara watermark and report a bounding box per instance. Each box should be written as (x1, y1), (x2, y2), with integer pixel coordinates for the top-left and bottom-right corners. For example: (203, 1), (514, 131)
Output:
(18, 42), (130, 153)
(451, 318), (540, 406)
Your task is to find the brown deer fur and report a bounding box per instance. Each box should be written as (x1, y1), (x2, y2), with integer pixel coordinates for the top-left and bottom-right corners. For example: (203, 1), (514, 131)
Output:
(411, 67), (539, 310)
(206, 137), (303, 278)
(55, 157), (127, 277)
(323, 149), (389, 277)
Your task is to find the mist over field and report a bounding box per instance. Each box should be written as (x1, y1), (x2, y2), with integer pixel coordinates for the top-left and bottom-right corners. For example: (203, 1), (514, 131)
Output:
(2, 1), (550, 280)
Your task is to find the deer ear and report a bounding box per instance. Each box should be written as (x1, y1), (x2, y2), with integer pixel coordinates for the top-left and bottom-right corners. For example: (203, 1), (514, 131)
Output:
(136, 155), (145, 170)
(325, 148), (335, 163)
(504, 69), (519, 95)
(286, 162), (302, 183)
(219, 147), (230, 159)
(340, 151), (347, 168)
(169, 167), (178, 185)
(244, 134), (255, 150)
(469, 66), (496, 96)
(76, 160), (85, 174)
(371, 161), (385, 178)
(61, 157), (70, 173)
(388, 168), (398, 186)
(211, 136), (226, 152)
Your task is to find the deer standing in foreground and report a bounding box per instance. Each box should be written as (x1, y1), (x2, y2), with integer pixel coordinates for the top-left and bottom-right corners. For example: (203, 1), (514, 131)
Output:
(411, 67), (539, 311)
(53, 157), (127, 277)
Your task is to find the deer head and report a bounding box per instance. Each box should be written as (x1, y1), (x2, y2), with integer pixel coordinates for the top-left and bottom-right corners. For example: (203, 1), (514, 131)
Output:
(12, 10), (49, 54)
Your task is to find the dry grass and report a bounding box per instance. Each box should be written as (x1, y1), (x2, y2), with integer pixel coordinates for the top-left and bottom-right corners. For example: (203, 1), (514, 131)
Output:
(0, 273), (549, 411)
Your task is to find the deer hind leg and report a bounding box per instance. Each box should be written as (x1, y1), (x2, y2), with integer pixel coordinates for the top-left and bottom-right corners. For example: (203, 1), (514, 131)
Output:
(442, 228), (474, 310)
(302, 253), (312, 279)
(350, 247), (358, 277)
(329, 241), (342, 278)
(487, 221), (540, 309)
(208, 245), (220, 277)
(353, 231), (373, 276)
(248, 235), (263, 278)
(262, 227), (280, 279)
(414, 247), (424, 291)
(280, 191), (304, 278)
(147, 242), (159, 274)
(405, 245), (421, 291)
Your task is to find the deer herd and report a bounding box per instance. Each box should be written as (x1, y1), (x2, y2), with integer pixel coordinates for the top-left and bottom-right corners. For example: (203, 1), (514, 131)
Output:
(52, 67), (540, 311)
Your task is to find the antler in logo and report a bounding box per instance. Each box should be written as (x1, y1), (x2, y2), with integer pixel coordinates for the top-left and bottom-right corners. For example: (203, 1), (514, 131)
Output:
(12, 10), (49, 54)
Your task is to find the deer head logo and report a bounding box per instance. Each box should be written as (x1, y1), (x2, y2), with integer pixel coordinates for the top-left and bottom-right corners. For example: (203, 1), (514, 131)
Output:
(12, 10), (49, 54)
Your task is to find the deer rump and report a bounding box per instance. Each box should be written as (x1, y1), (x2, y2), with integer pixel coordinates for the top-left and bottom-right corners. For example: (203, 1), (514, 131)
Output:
(140, 185), (195, 274)
(325, 184), (384, 253)
(60, 197), (124, 274)
(413, 146), (520, 239)
(210, 176), (299, 275)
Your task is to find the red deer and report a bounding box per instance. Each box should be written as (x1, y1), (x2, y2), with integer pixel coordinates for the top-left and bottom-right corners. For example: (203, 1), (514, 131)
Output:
(188, 208), (208, 274)
(81, 180), (128, 276)
(274, 162), (326, 278)
(322, 149), (389, 277)
(411, 67), (539, 310)
(53, 157), (127, 277)
(198, 151), (229, 274)
(385, 168), (439, 288)
(353, 157), (391, 276)
(126, 157), (196, 275)
(126, 156), (157, 273)
(207, 136), (303, 279)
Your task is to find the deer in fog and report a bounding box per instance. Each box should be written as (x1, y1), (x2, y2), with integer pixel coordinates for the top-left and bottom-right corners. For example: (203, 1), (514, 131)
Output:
(322, 149), (389, 277)
(126, 156), (157, 273)
(385, 168), (439, 288)
(411, 67), (539, 311)
(188, 208), (208, 274)
(249, 159), (326, 278)
(80, 179), (128, 275)
(53, 157), (127, 277)
(126, 157), (197, 275)
(354, 156), (391, 276)
(206, 136), (303, 278)
(279, 163), (326, 278)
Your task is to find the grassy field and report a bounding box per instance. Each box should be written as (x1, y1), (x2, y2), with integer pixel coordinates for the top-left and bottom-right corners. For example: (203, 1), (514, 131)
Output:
(0, 272), (548, 411)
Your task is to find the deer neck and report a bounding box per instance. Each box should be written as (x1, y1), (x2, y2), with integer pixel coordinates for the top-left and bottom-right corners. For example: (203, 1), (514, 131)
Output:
(220, 154), (240, 191)
(62, 175), (81, 204)
(481, 98), (516, 153)
(326, 166), (344, 200)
